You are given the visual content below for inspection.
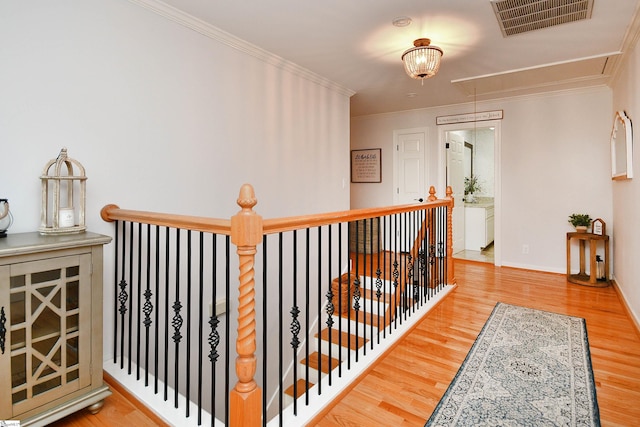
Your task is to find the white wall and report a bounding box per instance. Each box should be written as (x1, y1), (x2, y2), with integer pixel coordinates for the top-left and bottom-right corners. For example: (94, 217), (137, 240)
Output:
(611, 32), (640, 324)
(351, 87), (613, 273)
(0, 0), (351, 360)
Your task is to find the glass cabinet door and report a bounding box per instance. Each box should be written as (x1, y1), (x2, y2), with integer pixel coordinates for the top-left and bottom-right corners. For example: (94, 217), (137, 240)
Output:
(5, 254), (91, 417)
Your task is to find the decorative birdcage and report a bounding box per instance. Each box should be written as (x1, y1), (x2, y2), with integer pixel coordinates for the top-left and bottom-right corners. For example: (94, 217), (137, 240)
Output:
(39, 148), (87, 234)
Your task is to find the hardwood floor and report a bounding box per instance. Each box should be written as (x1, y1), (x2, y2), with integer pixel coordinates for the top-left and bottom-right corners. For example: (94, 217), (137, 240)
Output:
(47, 260), (639, 426)
(312, 260), (640, 427)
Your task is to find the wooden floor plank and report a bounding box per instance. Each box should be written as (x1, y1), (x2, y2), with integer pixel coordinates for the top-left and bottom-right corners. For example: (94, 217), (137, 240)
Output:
(312, 260), (640, 426)
(47, 260), (640, 426)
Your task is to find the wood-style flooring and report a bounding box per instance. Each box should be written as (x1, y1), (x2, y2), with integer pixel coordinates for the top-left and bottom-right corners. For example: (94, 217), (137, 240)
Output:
(48, 260), (640, 426)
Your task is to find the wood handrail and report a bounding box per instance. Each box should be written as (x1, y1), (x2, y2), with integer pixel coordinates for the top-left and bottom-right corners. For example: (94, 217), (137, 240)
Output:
(101, 186), (452, 237)
(100, 204), (231, 235)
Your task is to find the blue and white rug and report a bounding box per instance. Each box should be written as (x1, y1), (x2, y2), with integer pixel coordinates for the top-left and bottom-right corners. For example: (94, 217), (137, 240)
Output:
(426, 302), (600, 426)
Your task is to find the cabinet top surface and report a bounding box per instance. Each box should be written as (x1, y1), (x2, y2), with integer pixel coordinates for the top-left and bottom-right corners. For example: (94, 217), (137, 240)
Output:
(0, 231), (112, 257)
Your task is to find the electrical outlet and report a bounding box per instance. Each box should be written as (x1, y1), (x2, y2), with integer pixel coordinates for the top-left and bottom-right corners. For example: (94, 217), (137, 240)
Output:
(522, 244), (529, 254)
(208, 299), (227, 317)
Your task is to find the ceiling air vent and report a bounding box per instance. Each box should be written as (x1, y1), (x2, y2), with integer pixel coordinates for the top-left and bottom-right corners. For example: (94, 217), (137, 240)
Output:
(491, 0), (594, 37)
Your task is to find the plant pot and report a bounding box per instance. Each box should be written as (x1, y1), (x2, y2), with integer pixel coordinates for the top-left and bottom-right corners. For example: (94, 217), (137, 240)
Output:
(575, 226), (588, 233)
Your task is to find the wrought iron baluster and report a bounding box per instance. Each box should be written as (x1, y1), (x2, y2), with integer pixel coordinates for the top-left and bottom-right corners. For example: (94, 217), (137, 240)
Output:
(172, 228), (183, 408)
(143, 223), (153, 387)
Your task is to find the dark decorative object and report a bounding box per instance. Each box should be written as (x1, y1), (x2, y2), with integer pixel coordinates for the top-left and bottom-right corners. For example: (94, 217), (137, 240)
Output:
(0, 306), (5, 354)
(290, 306), (300, 349)
(172, 301), (183, 342)
(208, 316), (220, 363)
(0, 199), (12, 237)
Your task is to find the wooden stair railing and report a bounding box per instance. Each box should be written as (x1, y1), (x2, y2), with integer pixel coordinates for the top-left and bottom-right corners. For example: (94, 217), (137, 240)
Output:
(101, 183), (454, 427)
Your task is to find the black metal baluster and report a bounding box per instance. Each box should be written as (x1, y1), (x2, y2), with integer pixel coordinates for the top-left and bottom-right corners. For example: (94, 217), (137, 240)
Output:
(278, 233), (284, 426)
(118, 221), (128, 369)
(185, 230), (192, 416)
(305, 228), (310, 404)
(154, 225), (160, 394)
(172, 228), (183, 408)
(290, 230), (300, 415)
(224, 236), (231, 426)
(325, 224), (334, 386)
(164, 226), (170, 401)
(113, 220), (120, 363)
(338, 223), (345, 374)
(375, 261), (383, 345)
(144, 224), (153, 387)
(392, 214), (399, 331)
(208, 235), (220, 426)
(197, 232), (204, 425)
(368, 218), (374, 351)
(128, 221), (134, 374)
(353, 220), (361, 363)
(136, 222), (142, 379)
(362, 218), (367, 357)
(316, 226), (322, 395)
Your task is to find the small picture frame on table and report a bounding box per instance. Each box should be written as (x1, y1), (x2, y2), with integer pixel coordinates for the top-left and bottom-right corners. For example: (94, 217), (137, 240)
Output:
(592, 218), (606, 236)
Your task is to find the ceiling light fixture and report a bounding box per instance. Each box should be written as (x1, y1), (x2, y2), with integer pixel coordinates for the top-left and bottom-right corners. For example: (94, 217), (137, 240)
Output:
(401, 38), (443, 84)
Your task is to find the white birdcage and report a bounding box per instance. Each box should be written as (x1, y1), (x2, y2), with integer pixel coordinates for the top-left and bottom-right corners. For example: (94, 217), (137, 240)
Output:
(39, 148), (87, 234)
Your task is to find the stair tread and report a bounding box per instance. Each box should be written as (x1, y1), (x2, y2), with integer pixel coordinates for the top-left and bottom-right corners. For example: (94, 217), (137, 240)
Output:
(284, 379), (314, 398)
(302, 352), (341, 373)
(317, 328), (369, 350)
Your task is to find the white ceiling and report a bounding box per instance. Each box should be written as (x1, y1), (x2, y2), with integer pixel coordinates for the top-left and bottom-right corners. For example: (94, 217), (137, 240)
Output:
(156, 0), (640, 116)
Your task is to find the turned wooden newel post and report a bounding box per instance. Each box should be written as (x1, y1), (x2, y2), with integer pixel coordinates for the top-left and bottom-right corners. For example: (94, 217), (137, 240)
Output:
(230, 184), (263, 427)
(445, 185), (456, 285)
(427, 185), (437, 202)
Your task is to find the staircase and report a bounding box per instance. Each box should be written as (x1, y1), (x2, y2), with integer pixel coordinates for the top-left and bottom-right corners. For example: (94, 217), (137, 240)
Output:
(284, 273), (403, 401)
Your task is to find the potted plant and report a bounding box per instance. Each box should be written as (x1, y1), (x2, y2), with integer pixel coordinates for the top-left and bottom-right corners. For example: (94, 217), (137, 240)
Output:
(568, 213), (592, 233)
(464, 175), (481, 203)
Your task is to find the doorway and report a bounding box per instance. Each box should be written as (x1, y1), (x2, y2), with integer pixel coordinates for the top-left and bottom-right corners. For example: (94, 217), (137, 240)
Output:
(439, 121), (501, 266)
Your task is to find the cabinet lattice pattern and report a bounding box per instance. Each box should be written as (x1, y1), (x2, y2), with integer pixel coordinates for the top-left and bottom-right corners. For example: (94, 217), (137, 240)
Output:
(9, 254), (91, 415)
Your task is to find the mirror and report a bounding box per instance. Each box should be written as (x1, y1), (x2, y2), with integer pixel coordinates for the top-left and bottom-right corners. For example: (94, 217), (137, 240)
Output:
(611, 111), (633, 180)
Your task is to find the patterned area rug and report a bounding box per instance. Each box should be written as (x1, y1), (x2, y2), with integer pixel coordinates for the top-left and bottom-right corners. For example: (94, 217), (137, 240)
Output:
(426, 302), (600, 426)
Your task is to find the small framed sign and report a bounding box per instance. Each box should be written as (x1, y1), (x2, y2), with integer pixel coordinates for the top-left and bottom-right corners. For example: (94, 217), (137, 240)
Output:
(592, 218), (606, 236)
(351, 149), (381, 183)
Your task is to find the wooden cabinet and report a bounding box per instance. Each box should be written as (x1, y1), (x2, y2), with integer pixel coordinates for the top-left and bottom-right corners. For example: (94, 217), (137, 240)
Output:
(0, 232), (111, 426)
(464, 205), (494, 251)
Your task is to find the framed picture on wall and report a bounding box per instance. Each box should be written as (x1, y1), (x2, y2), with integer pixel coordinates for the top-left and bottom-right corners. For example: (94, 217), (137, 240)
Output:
(351, 149), (382, 183)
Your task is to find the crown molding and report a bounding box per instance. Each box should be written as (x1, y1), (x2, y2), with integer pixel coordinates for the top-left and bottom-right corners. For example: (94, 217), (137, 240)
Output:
(127, 0), (355, 97)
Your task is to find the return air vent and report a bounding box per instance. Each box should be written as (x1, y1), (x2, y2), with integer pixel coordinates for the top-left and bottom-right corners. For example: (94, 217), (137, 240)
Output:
(491, 0), (594, 37)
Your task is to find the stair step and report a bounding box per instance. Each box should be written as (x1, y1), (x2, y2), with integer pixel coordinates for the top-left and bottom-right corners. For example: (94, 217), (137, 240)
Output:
(284, 379), (314, 398)
(301, 352), (341, 374)
(317, 328), (369, 350)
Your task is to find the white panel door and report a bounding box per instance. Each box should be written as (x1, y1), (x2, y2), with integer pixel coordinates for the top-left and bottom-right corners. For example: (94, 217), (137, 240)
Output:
(396, 132), (425, 204)
(391, 131), (426, 252)
(447, 132), (465, 254)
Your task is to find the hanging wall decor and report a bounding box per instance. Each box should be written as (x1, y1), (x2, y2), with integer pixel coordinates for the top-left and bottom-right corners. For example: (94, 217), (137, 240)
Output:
(39, 148), (87, 234)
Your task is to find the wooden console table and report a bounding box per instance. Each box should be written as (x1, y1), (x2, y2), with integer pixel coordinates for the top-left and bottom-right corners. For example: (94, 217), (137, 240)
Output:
(566, 232), (610, 287)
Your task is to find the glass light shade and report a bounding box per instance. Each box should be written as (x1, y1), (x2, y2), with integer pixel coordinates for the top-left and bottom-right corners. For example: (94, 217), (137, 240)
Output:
(402, 39), (443, 80)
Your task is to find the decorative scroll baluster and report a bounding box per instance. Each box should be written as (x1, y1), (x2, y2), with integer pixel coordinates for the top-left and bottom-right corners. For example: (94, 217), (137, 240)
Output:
(208, 316), (220, 362)
(143, 289), (153, 328)
(406, 253), (414, 312)
(172, 301), (183, 342)
(229, 184), (262, 427)
(375, 268), (382, 343)
(392, 258), (399, 326)
(325, 289), (335, 329)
